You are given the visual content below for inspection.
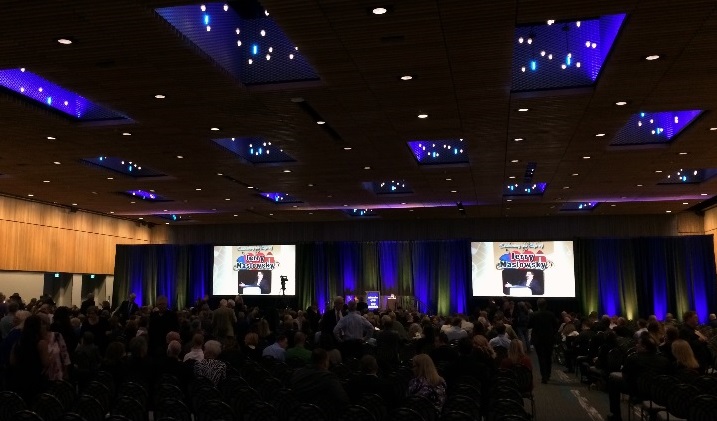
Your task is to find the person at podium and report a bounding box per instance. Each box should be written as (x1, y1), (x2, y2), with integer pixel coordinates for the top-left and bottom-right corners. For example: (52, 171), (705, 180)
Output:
(239, 271), (271, 295)
(504, 271), (544, 296)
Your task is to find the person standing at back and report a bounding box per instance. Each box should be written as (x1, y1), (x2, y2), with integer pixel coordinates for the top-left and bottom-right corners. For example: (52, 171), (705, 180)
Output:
(528, 298), (558, 384)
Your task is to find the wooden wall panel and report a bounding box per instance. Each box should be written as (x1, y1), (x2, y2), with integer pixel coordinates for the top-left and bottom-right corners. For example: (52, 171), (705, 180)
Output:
(0, 196), (170, 274)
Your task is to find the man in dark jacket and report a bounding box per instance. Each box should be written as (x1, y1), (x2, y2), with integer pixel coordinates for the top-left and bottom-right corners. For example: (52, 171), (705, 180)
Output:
(528, 298), (558, 383)
(290, 348), (350, 414)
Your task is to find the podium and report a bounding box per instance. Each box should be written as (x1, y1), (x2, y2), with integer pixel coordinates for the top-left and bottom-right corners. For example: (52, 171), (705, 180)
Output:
(386, 297), (397, 311)
(509, 286), (533, 296)
(242, 286), (261, 295)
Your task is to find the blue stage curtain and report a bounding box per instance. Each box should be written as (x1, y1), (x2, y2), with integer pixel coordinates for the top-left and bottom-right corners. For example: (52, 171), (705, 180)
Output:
(576, 235), (716, 322)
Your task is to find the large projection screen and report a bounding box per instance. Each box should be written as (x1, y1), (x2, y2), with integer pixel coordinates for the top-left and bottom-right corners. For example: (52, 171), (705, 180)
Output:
(471, 241), (576, 297)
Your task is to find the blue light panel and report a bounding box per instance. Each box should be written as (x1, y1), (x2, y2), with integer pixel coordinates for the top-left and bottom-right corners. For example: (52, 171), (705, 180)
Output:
(155, 214), (186, 221)
(83, 157), (165, 178)
(123, 190), (171, 202)
(213, 137), (295, 164)
(156, 2), (319, 85)
(658, 168), (717, 185)
(259, 192), (302, 204)
(610, 110), (703, 146)
(503, 182), (547, 196)
(372, 180), (412, 195)
(561, 202), (599, 211)
(512, 14), (626, 92)
(407, 139), (468, 165)
(345, 208), (376, 218)
(0, 68), (129, 122)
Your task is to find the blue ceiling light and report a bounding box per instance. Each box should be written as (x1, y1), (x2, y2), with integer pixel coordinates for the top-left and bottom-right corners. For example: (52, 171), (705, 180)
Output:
(372, 180), (412, 195)
(83, 156), (165, 178)
(155, 214), (187, 221)
(658, 168), (717, 185)
(259, 192), (302, 204)
(407, 139), (468, 165)
(123, 190), (171, 202)
(512, 14), (626, 92)
(156, 2), (319, 85)
(345, 208), (377, 218)
(611, 110), (703, 146)
(213, 137), (295, 164)
(0, 68), (129, 122)
(561, 202), (599, 211)
(503, 182), (547, 196)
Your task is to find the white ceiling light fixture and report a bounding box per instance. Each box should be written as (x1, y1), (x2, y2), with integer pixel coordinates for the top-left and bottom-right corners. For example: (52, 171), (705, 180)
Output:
(400, 75), (413, 81)
(57, 38), (73, 45)
(517, 108), (529, 112)
(154, 94), (165, 99)
(595, 133), (606, 137)
(372, 7), (388, 15)
(615, 101), (627, 106)
(645, 55), (660, 61)
(417, 113), (428, 119)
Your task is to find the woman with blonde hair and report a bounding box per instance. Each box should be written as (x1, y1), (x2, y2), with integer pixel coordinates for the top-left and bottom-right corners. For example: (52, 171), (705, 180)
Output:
(408, 354), (447, 411)
(472, 334), (496, 359)
(671, 339), (700, 383)
(502, 339), (532, 369)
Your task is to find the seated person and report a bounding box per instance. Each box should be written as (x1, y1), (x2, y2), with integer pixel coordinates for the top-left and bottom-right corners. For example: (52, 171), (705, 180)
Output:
(285, 332), (311, 364)
(671, 339), (700, 383)
(345, 355), (395, 404)
(183, 333), (205, 362)
(430, 332), (458, 366)
(193, 340), (227, 387)
(408, 354), (447, 412)
(262, 334), (288, 361)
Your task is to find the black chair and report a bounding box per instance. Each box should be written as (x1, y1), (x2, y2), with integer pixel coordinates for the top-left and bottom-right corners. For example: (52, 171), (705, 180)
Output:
(220, 376), (249, 402)
(513, 365), (535, 419)
(693, 376), (717, 396)
(667, 383), (699, 420)
(443, 395), (480, 420)
(230, 387), (262, 415)
(105, 416), (132, 421)
(689, 394), (717, 421)
(489, 399), (527, 421)
(82, 381), (112, 412)
(155, 398), (191, 421)
(258, 377), (282, 401)
(339, 404), (376, 421)
(32, 393), (65, 421)
(493, 414), (530, 421)
(360, 394), (387, 421)
(56, 414), (87, 421)
(439, 411), (475, 421)
(73, 395), (106, 421)
(270, 388), (299, 421)
(196, 399), (235, 421)
(451, 384), (481, 400)
(287, 403), (329, 421)
(244, 400), (280, 421)
(117, 382), (148, 408)
(490, 385), (523, 407)
(154, 383), (184, 406)
(0, 390), (27, 421)
(48, 380), (77, 411)
(390, 407), (426, 421)
(495, 368), (517, 380)
(285, 356), (307, 369)
(190, 385), (222, 413)
(403, 395), (439, 421)
(92, 371), (116, 397)
(12, 410), (44, 421)
(111, 396), (145, 421)
(155, 418), (179, 421)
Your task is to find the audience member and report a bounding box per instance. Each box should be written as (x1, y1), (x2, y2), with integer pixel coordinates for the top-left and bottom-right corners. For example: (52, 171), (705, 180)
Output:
(183, 333), (205, 362)
(290, 348), (350, 413)
(408, 354), (447, 412)
(193, 340), (227, 386)
(262, 334), (288, 361)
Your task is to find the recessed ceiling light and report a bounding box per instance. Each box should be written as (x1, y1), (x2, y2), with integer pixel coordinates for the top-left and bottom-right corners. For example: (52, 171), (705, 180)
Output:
(514, 138), (523, 142)
(343, 204), (348, 207)
(506, 199), (513, 202)
(43, 180), (50, 183)
(610, 204), (616, 207)
(636, 184), (643, 187)
(247, 186), (253, 189)
(225, 198), (231, 201)
(308, 183), (314, 187)
(615, 101), (627, 106)
(417, 113), (428, 119)
(400, 75), (413, 81)
(57, 38), (73, 45)
(316, 121), (326, 125)
(683, 202), (689, 205)
(343, 147), (352, 150)
(53, 161), (61, 165)
(645, 55), (660, 61)
(110, 211), (114, 214)
(364, 166), (371, 170)
(710, 127), (717, 131)
(571, 173), (579, 176)
(269, 213), (274, 216)
(154, 94), (165, 99)
(122, 132), (131, 136)
(666, 210), (672, 213)
(309, 212), (313, 215)
(292, 205), (298, 208)
(107, 177), (113, 180)
(283, 169), (291, 173)
(655, 170), (663, 173)
(177, 155), (183, 159)
(517, 108), (529, 112)
(450, 190), (457, 193)
(47, 136), (55, 140)
(130, 201), (135, 204)
(511, 159), (519, 163)
(563, 186), (570, 189)
(195, 188), (202, 191)
(595, 133), (606, 137)
(701, 193), (708, 196)
(27, 194), (34, 197)
(445, 178), (452, 181)
(165, 222), (169, 225)
(401, 202), (406, 205)
(583, 156), (591, 159)
(72, 203), (78, 206)
(210, 127), (220, 131)
(372, 7), (388, 15)
(508, 176), (516, 179)
(409, 209), (414, 212)
(678, 152), (688, 155)
(234, 214), (238, 217)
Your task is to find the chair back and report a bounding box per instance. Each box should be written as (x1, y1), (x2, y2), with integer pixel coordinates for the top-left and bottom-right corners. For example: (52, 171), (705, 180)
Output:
(390, 407), (426, 421)
(693, 375), (717, 396)
(31, 393), (64, 421)
(111, 396), (145, 421)
(0, 390), (26, 421)
(688, 394), (717, 421)
(339, 404), (376, 421)
(48, 380), (77, 411)
(403, 394), (439, 421)
(439, 411), (474, 421)
(443, 395), (481, 419)
(73, 394), (106, 421)
(83, 381), (112, 412)
(512, 365), (533, 394)
(196, 399), (235, 421)
(667, 383), (699, 419)
(288, 403), (329, 421)
(244, 400), (280, 421)
(155, 398), (191, 421)
(606, 348), (625, 373)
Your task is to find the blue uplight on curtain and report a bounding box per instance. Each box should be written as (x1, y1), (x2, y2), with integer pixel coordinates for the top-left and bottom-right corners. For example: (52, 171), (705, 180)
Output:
(378, 242), (400, 294)
(596, 240), (622, 317)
